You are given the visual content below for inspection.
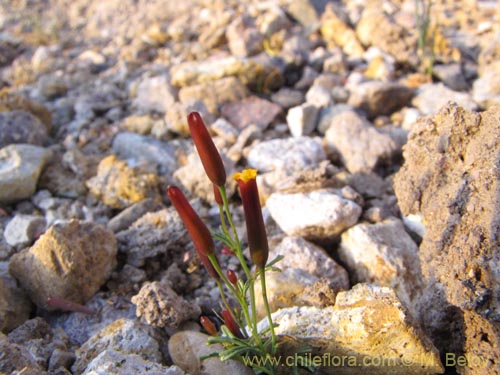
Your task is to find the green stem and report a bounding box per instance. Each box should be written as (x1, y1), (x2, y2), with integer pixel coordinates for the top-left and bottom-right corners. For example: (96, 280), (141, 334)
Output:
(259, 266), (276, 354)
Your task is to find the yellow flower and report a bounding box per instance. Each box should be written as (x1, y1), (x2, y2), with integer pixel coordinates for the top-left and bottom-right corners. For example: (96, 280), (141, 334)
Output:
(233, 169), (257, 183)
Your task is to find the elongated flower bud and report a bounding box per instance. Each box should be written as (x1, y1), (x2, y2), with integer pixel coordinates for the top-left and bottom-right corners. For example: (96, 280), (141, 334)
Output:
(200, 316), (218, 336)
(188, 112), (226, 187)
(227, 269), (238, 285)
(222, 309), (244, 339)
(233, 169), (269, 268)
(199, 252), (221, 280)
(167, 186), (214, 257)
(213, 184), (223, 205)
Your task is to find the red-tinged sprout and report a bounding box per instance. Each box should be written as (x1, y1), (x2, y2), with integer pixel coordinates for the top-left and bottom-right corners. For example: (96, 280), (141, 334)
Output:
(200, 316), (218, 336)
(167, 186), (215, 257)
(188, 112), (227, 187)
(233, 169), (269, 269)
(222, 309), (244, 339)
(213, 184), (223, 206)
(227, 269), (238, 285)
(46, 297), (95, 315)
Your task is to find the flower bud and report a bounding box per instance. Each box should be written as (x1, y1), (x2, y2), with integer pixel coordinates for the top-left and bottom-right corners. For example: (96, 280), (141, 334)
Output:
(213, 184), (223, 205)
(200, 316), (218, 336)
(233, 169), (269, 268)
(227, 269), (238, 285)
(222, 309), (244, 339)
(167, 186), (215, 257)
(188, 112), (226, 187)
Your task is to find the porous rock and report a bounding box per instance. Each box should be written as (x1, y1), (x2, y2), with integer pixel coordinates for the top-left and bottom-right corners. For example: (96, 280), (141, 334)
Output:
(131, 281), (200, 328)
(72, 318), (162, 374)
(86, 154), (160, 209)
(9, 220), (117, 309)
(266, 189), (361, 240)
(260, 284), (443, 375)
(81, 350), (185, 375)
(394, 103), (500, 373)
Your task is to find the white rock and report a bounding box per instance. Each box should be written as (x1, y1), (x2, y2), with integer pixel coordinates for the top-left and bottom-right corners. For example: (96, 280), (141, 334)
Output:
(338, 219), (422, 314)
(270, 236), (349, 288)
(3, 214), (46, 248)
(73, 318), (162, 374)
(0, 145), (51, 204)
(305, 85), (333, 107)
(259, 284), (443, 375)
(286, 104), (319, 137)
(472, 70), (500, 108)
(402, 214), (426, 238)
(81, 349), (184, 375)
(247, 137), (326, 173)
(266, 189), (361, 239)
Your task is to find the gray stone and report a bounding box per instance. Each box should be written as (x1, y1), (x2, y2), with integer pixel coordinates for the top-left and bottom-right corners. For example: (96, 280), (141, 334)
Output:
(3, 214), (46, 248)
(9, 220), (117, 309)
(270, 88), (304, 109)
(220, 95), (281, 130)
(325, 110), (398, 173)
(347, 80), (414, 118)
(168, 331), (253, 375)
(286, 103), (319, 137)
(73, 318), (162, 374)
(160, 100), (214, 137)
(247, 136), (326, 173)
(338, 219), (422, 315)
(107, 199), (164, 233)
(270, 236), (349, 288)
(0, 144), (52, 204)
(226, 14), (264, 57)
(432, 63), (469, 91)
(412, 82), (478, 115)
(0, 263), (32, 332)
(132, 282), (200, 328)
(305, 85), (333, 107)
(266, 189), (362, 239)
(0, 339), (41, 374)
(178, 77), (249, 115)
(317, 104), (357, 134)
(258, 284), (443, 375)
(81, 350), (185, 375)
(0, 110), (49, 148)
(111, 132), (177, 175)
(133, 73), (176, 114)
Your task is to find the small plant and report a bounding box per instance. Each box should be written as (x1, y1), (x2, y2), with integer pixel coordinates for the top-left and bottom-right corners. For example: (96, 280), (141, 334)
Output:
(167, 112), (282, 374)
(415, 0), (436, 76)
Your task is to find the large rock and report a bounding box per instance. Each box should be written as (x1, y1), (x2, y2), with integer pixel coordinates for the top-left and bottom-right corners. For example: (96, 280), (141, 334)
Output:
(266, 189), (361, 240)
(86, 155), (160, 209)
(259, 284), (443, 375)
(0, 110), (49, 148)
(0, 144), (52, 204)
(325, 111), (399, 173)
(394, 104), (500, 374)
(338, 219), (423, 316)
(9, 220), (117, 309)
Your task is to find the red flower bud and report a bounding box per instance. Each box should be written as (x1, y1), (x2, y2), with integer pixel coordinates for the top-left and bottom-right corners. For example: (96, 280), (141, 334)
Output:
(188, 112), (226, 187)
(213, 184), (223, 205)
(221, 246), (235, 256)
(227, 269), (238, 285)
(200, 316), (218, 336)
(199, 252), (221, 280)
(233, 169), (269, 268)
(222, 309), (244, 339)
(167, 186), (215, 257)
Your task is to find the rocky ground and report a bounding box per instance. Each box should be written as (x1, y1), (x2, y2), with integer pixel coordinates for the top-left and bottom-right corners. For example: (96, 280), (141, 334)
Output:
(0, 0), (499, 374)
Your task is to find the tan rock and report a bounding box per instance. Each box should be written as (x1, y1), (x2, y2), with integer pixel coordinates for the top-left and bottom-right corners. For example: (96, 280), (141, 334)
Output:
(9, 220), (117, 309)
(86, 155), (160, 209)
(262, 284), (443, 375)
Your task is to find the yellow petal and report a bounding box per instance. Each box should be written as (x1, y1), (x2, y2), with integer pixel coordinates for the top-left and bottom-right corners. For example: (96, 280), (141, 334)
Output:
(233, 168), (258, 183)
